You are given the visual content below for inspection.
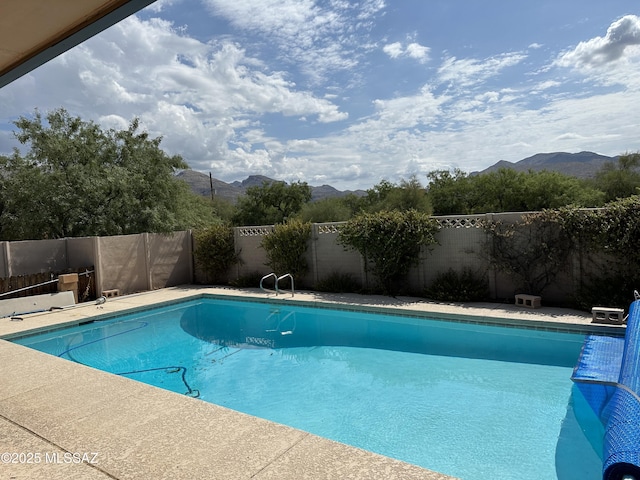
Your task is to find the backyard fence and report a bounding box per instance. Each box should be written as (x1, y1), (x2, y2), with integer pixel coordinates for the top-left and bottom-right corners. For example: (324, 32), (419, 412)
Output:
(0, 232), (192, 301)
(0, 212), (598, 306)
(0, 272), (57, 298)
(231, 213), (538, 301)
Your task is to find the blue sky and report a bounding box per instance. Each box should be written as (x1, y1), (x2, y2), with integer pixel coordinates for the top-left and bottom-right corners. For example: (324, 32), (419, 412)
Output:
(1, 0), (640, 190)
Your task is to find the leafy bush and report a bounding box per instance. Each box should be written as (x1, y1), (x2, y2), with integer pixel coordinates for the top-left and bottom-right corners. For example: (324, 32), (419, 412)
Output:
(261, 219), (311, 279)
(482, 209), (576, 295)
(586, 195), (640, 266)
(565, 196), (640, 309)
(482, 198), (640, 308)
(338, 209), (439, 295)
(314, 271), (361, 293)
(425, 268), (490, 302)
(193, 224), (239, 283)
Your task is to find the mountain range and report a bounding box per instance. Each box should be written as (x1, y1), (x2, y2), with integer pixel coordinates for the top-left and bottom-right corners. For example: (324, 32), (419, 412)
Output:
(176, 170), (367, 204)
(473, 151), (617, 178)
(178, 151), (618, 203)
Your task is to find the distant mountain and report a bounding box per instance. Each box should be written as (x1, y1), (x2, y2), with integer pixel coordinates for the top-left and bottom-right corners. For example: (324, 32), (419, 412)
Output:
(309, 184), (345, 201)
(474, 151), (617, 178)
(230, 175), (275, 189)
(176, 170), (366, 203)
(176, 170), (245, 203)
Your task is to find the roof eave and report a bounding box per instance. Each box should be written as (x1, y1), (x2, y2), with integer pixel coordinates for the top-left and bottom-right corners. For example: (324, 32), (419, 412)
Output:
(0, 0), (157, 89)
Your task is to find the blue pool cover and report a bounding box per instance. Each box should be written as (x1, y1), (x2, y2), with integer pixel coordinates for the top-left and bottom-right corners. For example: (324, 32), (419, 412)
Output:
(572, 300), (640, 480)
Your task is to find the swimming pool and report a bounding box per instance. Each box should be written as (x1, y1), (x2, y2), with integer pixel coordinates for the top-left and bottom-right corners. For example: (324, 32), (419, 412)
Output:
(13, 297), (603, 479)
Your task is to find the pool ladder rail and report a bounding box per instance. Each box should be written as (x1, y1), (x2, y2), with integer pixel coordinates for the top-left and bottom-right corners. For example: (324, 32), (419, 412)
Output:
(260, 273), (295, 297)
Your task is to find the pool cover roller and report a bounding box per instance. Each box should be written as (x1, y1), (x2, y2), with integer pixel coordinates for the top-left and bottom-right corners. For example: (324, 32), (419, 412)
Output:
(572, 299), (640, 480)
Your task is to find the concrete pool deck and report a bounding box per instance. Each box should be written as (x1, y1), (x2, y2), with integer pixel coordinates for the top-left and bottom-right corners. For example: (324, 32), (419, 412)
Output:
(0, 286), (624, 479)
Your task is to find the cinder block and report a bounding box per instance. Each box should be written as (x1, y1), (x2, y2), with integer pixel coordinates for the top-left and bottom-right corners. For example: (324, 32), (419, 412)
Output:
(102, 289), (120, 298)
(515, 294), (542, 309)
(591, 306), (625, 324)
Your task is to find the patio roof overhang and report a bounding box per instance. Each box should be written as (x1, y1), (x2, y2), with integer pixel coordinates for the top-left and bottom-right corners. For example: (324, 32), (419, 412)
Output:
(0, 0), (156, 88)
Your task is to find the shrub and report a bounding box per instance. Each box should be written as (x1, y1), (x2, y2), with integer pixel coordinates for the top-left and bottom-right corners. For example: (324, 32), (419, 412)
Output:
(261, 219), (311, 279)
(482, 198), (640, 308)
(425, 268), (489, 302)
(315, 271), (361, 293)
(338, 209), (439, 295)
(193, 224), (239, 283)
(566, 196), (640, 309)
(586, 195), (640, 266)
(482, 209), (575, 295)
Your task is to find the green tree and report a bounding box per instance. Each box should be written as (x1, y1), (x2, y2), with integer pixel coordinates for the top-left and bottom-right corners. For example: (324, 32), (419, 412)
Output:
(383, 176), (432, 213)
(361, 179), (396, 209)
(209, 196), (237, 224)
(427, 169), (481, 215)
(0, 108), (215, 240)
(359, 176), (432, 214)
(173, 193), (223, 231)
(520, 170), (604, 211)
(427, 167), (604, 215)
(338, 209), (439, 295)
(233, 180), (311, 226)
(595, 152), (640, 202)
(473, 168), (527, 212)
(297, 197), (354, 223)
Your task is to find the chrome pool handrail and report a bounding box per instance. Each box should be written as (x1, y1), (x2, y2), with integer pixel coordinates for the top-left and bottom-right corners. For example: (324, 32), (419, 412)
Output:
(259, 273), (278, 295)
(259, 272), (294, 297)
(276, 273), (295, 297)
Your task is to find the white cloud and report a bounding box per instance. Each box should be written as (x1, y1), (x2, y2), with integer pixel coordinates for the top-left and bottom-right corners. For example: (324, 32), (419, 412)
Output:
(533, 80), (561, 91)
(556, 15), (640, 69)
(406, 43), (430, 62)
(438, 52), (527, 88)
(98, 114), (129, 131)
(203, 0), (385, 81)
(383, 42), (403, 59)
(383, 41), (430, 63)
(311, 92), (633, 187)
(366, 86), (446, 130)
(144, 0), (184, 13)
(286, 139), (321, 151)
(0, 14), (348, 175)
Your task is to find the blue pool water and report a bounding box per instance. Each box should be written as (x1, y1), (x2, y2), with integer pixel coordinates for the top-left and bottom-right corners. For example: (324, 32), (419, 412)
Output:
(14, 298), (603, 479)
